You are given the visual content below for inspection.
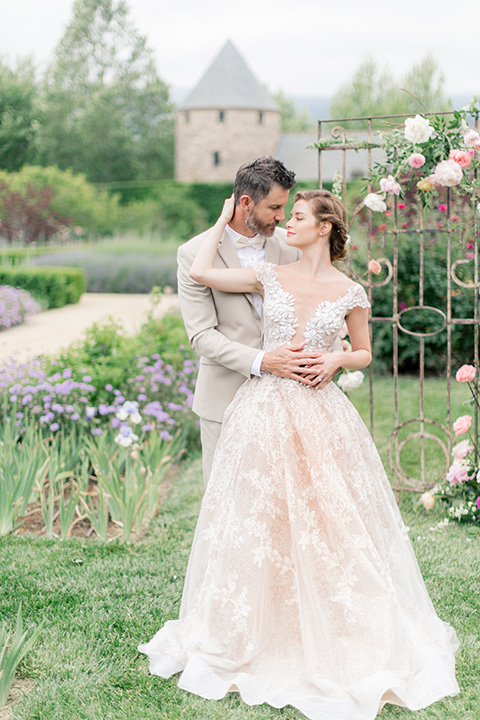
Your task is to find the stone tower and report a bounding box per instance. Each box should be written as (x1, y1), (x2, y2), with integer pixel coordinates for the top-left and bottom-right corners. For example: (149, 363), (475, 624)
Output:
(175, 40), (281, 182)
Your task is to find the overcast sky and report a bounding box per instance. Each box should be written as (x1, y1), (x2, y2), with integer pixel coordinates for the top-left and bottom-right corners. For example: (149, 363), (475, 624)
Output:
(1, 0), (479, 102)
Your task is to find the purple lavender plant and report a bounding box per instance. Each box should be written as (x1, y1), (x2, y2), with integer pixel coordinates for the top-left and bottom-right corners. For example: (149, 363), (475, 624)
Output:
(0, 285), (41, 330)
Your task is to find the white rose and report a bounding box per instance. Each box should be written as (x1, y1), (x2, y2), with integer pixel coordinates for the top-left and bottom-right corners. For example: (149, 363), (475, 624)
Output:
(404, 114), (435, 144)
(464, 128), (480, 148)
(364, 193), (387, 212)
(420, 491), (435, 511)
(337, 370), (364, 392)
(434, 159), (463, 187)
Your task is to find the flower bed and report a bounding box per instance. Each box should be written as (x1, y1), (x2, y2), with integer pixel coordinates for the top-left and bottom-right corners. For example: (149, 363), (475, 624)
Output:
(0, 285), (41, 329)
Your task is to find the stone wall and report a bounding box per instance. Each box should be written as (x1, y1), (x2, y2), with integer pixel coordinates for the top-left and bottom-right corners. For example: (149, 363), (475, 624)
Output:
(175, 108), (281, 182)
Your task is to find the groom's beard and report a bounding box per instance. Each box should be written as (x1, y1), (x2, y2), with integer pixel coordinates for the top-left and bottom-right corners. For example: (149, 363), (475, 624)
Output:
(245, 208), (278, 237)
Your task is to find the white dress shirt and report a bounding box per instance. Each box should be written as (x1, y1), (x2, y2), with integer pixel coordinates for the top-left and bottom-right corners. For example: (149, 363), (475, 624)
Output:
(225, 224), (266, 376)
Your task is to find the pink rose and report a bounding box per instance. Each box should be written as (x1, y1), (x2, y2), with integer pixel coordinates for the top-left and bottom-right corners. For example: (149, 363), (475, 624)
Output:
(453, 415), (472, 436)
(449, 149), (472, 168)
(368, 259), (382, 275)
(434, 159), (463, 187)
(339, 323), (348, 339)
(464, 129), (480, 148)
(446, 458), (471, 486)
(408, 153), (426, 168)
(477, 497), (480, 510)
(379, 175), (401, 196)
(452, 440), (474, 459)
(456, 364), (476, 382)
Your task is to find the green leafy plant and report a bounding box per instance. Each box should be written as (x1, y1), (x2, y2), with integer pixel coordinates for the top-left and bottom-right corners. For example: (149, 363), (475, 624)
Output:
(0, 605), (43, 706)
(0, 423), (48, 536)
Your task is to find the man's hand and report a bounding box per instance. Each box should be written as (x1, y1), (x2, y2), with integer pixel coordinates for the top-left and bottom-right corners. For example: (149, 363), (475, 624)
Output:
(261, 346), (342, 389)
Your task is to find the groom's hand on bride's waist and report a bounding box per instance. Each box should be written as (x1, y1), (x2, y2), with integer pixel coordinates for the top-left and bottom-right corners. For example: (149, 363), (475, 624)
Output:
(261, 344), (331, 386)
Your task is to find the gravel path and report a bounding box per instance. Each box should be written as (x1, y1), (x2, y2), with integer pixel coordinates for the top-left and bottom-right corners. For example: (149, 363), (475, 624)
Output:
(0, 293), (179, 363)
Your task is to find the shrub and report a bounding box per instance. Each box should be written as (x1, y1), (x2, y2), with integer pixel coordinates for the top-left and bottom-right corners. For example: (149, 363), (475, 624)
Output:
(0, 246), (67, 267)
(0, 166), (120, 237)
(0, 285), (41, 328)
(0, 266), (85, 308)
(0, 181), (69, 243)
(32, 250), (178, 293)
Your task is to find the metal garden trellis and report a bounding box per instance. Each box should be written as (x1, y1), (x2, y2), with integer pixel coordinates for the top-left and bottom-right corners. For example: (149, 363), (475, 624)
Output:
(316, 112), (479, 494)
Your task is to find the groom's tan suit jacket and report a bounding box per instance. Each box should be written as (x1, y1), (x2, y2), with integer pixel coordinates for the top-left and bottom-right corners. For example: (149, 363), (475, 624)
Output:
(177, 226), (300, 423)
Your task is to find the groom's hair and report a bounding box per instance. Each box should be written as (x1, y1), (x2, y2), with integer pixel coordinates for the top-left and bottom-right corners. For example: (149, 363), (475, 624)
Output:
(234, 157), (296, 205)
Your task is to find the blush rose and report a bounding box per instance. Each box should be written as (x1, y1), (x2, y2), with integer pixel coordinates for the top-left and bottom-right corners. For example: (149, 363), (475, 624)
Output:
(453, 415), (472, 436)
(455, 364), (476, 382)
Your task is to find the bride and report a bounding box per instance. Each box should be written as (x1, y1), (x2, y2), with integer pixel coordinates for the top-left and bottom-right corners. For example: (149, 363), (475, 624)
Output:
(138, 190), (459, 719)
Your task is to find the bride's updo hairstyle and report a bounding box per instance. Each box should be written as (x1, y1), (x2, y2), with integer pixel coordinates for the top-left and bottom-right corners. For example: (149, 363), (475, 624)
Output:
(293, 190), (348, 261)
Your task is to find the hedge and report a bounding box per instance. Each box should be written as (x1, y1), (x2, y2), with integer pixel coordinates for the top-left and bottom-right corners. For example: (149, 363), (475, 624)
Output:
(0, 247), (67, 267)
(0, 266), (86, 308)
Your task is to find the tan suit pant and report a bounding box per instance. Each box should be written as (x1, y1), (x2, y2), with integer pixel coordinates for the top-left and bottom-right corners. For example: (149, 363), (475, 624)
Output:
(200, 417), (223, 488)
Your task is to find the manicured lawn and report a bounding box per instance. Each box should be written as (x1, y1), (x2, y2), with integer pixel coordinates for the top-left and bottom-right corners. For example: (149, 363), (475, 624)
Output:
(1, 377), (478, 719)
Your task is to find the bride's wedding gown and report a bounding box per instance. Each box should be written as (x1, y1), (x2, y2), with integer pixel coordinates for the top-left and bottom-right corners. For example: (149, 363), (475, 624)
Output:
(139, 263), (459, 719)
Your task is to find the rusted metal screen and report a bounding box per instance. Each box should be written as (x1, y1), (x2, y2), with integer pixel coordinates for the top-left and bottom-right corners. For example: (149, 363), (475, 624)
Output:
(317, 114), (479, 493)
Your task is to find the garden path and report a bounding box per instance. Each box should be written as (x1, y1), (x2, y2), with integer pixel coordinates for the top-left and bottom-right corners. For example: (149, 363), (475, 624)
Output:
(0, 293), (179, 363)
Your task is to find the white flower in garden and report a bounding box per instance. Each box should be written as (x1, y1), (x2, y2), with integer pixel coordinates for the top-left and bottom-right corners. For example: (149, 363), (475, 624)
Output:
(85, 406), (97, 419)
(463, 128), (480, 148)
(452, 439), (474, 459)
(115, 424), (138, 448)
(420, 492), (435, 511)
(337, 370), (364, 392)
(116, 400), (141, 422)
(404, 114), (435, 144)
(363, 194), (387, 212)
(433, 159), (463, 187)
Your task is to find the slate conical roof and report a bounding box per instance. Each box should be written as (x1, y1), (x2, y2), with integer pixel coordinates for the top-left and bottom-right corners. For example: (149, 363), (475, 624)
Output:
(180, 40), (279, 112)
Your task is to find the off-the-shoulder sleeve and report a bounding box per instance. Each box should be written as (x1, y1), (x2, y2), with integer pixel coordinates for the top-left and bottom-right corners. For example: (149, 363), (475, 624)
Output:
(254, 262), (278, 289)
(346, 284), (370, 311)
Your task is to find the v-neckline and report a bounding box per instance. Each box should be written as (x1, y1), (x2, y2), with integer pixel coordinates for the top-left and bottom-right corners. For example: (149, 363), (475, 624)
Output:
(271, 271), (358, 340)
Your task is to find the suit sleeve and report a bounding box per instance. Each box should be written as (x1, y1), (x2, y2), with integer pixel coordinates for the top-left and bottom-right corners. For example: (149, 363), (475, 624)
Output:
(177, 244), (260, 379)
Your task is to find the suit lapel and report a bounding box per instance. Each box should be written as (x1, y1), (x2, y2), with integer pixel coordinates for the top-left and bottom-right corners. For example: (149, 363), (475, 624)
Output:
(265, 235), (281, 265)
(217, 231), (257, 314)
(217, 231), (242, 269)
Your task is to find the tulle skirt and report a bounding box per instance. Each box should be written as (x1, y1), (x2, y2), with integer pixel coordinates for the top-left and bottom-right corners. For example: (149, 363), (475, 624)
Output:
(139, 375), (459, 719)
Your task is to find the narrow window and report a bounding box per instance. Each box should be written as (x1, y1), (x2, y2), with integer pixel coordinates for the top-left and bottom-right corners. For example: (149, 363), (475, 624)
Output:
(185, 111), (190, 123)
(213, 151), (220, 166)
(258, 111), (263, 124)
(219, 111), (225, 122)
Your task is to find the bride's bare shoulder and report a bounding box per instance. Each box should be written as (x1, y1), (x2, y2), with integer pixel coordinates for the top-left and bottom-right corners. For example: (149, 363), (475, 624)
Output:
(330, 268), (357, 289)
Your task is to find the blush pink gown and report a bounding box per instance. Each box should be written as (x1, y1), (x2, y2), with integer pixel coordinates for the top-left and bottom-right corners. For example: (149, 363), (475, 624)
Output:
(139, 263), (459, 720)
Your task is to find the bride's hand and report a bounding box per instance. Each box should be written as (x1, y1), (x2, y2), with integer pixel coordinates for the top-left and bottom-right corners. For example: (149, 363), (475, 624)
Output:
(219, 194), (235, 224)
(302, 352), (342, 389)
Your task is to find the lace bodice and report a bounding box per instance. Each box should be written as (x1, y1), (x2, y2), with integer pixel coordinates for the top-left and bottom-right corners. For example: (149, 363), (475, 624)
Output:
(255, 263), (370, 352)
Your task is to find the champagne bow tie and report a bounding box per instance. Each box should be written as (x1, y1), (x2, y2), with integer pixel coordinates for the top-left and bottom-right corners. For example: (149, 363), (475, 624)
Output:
(233, 235), (265, 251)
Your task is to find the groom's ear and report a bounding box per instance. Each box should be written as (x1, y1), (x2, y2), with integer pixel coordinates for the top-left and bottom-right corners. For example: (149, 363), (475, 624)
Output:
(239, 194), (254, 213)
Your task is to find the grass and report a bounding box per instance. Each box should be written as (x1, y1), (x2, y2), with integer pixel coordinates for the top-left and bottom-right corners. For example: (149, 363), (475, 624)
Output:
(0, 378), (479, 719)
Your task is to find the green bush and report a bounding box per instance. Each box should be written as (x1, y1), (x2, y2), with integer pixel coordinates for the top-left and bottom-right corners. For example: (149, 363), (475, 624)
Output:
(0, 246), (67, 266)
(0, 166), (120, 236)
(0, 266), (85, 308)
(365, 235), (475, 374)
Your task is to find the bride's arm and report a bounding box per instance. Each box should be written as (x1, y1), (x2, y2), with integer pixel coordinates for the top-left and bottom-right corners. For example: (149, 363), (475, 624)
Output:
(309, 306), (371, 385)
(189, 196), (262, 294)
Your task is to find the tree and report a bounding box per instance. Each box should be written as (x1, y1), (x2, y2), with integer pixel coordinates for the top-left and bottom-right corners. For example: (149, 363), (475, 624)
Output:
(0, 58), (38, 171)
(37, 0), (174, 183)
(330, 55), (450, 126)
(272, 90), (316, 132)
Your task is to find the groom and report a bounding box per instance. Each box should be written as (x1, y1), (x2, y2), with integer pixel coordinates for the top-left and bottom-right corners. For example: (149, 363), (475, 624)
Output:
(177, 156), (327, 484)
